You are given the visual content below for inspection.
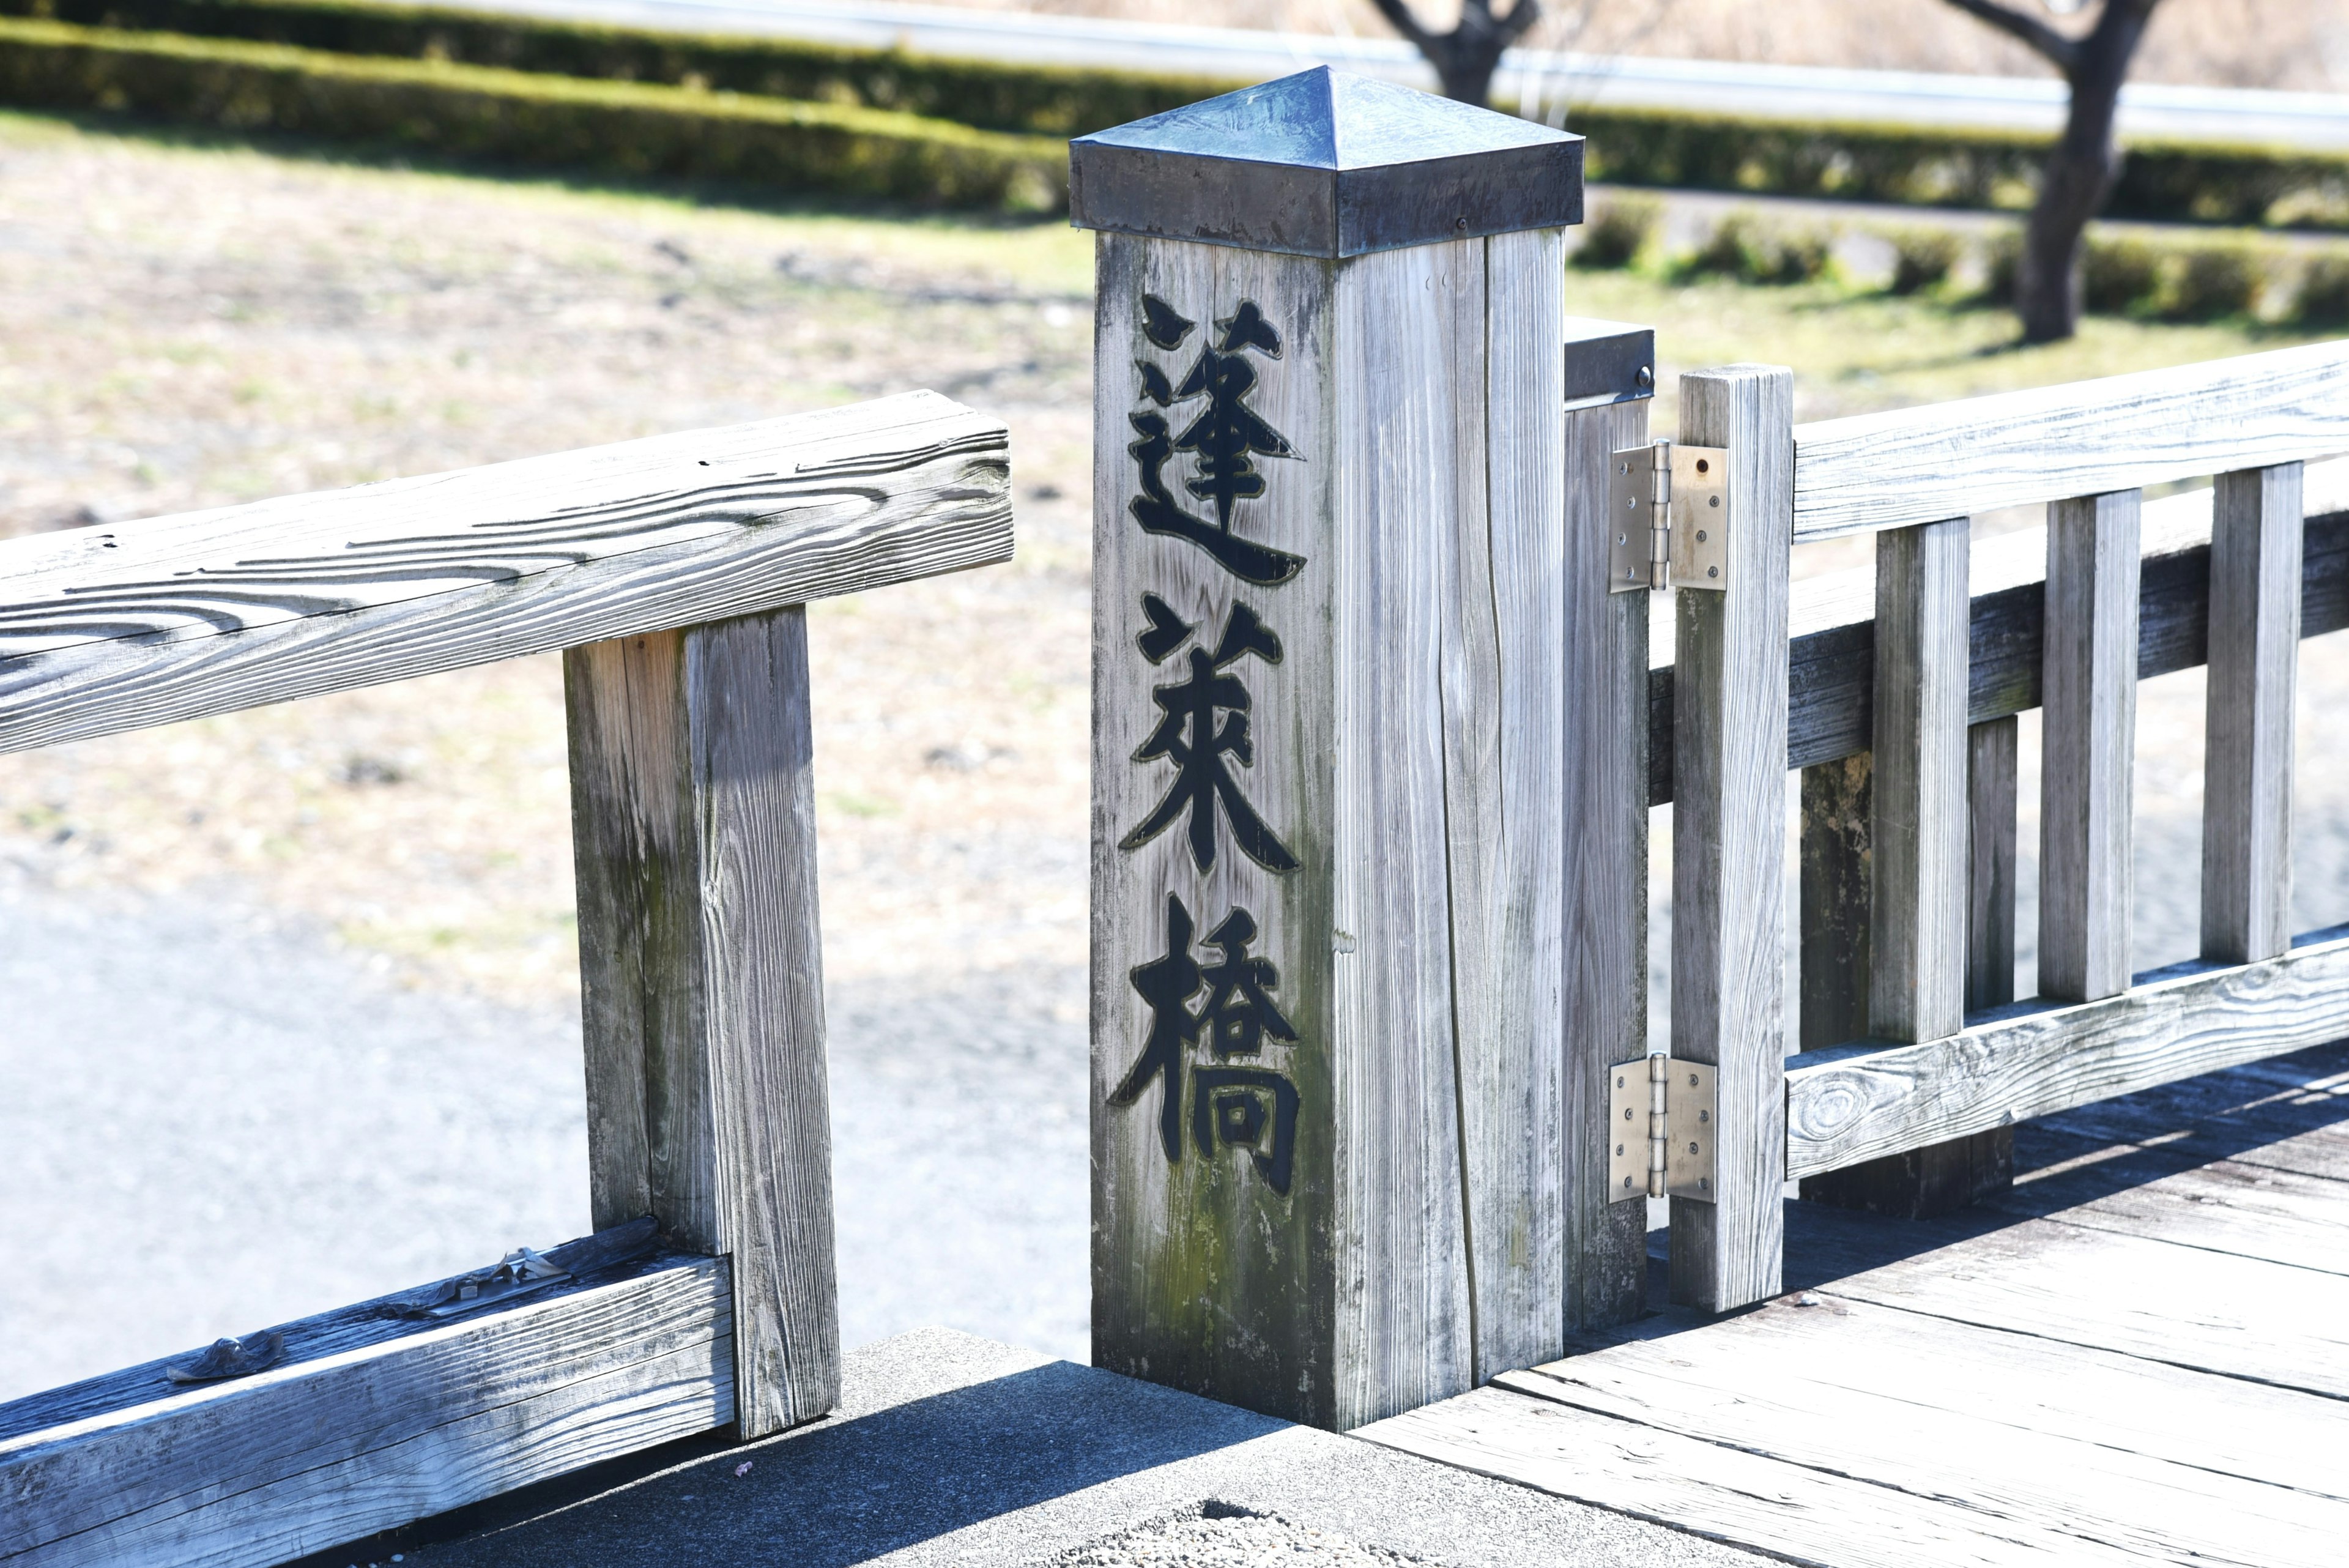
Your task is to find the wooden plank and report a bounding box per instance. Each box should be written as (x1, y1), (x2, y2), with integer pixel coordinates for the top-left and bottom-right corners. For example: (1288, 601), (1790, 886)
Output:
(2016, 1038), (2349, 1183)
(1791, 340), (2349, 538)
(1558, 360), (1650, 1332)
(1445, 226), (1568, 1382)
(1668, 365), (1792, 1313)
(1357, 1381), (2159, 1568)
(1329, 238), (1477, 1422)
(0, 392), (1011, 755)
(1, 1250), (729, 1567)
(2039, 489), (2140, 1003)
(1988, 1146), (2349, 1276)
(1089, 234), (1349, 1428)
(1497, 1296), (2349, 1561)
(1646, 466), (2349, 804)
(1789, 1203), (2349, 1400)
(1799, 522), (2011, 1219)
(1966, 716), (2019, 1013)
(1786, 927), (2349, 1180)
(567, 608), (839, 1438)
(1867, 518), (1969, 1042)
(2202, 463), (2303, 964)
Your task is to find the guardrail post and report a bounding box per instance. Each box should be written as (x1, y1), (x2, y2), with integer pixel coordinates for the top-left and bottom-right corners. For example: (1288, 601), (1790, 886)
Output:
(1671, 365), (1792, 1313)
(566, 608), (841, 1439)
(1561, 319), (1657, 1332)
(1074, 69), (1584, 1428)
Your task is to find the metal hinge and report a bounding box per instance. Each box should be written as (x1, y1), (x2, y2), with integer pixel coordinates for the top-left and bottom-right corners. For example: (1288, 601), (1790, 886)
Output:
(1608, 1054), (1717, 1202)
(1607, 440), (1731, 594)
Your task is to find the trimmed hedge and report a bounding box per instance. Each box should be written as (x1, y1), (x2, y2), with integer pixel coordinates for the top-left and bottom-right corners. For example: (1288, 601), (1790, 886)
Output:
(0, 17), (1069, 208)
(1568, 103), (2349, 231)
(0, 0), (1238, 135)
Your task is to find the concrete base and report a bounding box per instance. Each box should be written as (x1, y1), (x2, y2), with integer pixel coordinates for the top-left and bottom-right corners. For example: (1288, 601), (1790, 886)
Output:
(371, 1328), (1764, 1567)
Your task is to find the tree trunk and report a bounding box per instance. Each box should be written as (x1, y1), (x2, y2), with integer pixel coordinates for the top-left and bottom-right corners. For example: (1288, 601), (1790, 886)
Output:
(1368, 0), (1539, 108)
(2012, 4), (2160, 343)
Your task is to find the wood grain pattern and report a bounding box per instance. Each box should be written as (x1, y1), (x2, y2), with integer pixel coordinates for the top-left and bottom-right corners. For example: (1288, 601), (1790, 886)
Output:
(1786, 924), (2349, 1179)
(1646, 467), (2349, 803)
(1089, 234), (1348, 1429)
(1329, 239), (1475, 1424)
(1089, 231), (1573, 1427)
(0, 392), (1010, 755)
(1668, 365), (1792, 1313)
(566, 608), (839, 1439)
(1791, 340), (2349, 538)
(1867, 518), (1969, 1043)
(2202, 463), (2302, 964)
(1558, 384), (1649, 1334)
(1449, 226), (1567, 1380)
(1493, 1294), (2349, 1566)
(1799, 1208), (2349, 1401)
(1359, 1381), (2157, 1567)
(1, 1254), (729, 1567)
(2039, 491), (2140, 1003)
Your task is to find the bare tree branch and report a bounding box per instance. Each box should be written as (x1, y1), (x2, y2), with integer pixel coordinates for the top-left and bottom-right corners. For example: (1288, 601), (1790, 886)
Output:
(1494, 0), (1546, 47)
(1940, 0), (2085, 73)
(1365, 0), (1436, 51)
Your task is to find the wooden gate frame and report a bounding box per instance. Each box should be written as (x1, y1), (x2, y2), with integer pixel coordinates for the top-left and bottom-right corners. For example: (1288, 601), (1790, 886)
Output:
(0, 390), (1012, 1565)
(1617, 340), (2349, 1313)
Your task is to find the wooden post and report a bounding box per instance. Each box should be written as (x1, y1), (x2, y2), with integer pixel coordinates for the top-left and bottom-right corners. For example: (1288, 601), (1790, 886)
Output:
(566, 608), (841, 1439)
(1560, 319), (1655, 1333)
(2041, 491), (2140, 1003)
(1795, 752), (1872, 1055)
(1800, 519), (2009, 1216)
(1670, 365), (1792, 1313)
(1074, 69), (1584, 1429)
(2203, 462), (2301, 965)
(1967, 716), (2020, 1013)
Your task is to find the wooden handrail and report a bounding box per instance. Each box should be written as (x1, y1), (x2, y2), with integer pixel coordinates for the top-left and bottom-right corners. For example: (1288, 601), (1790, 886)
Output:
(0, 390), (1010, 755)
(1791, 341), (2349, 540)
(1645, 459), (2349, 804)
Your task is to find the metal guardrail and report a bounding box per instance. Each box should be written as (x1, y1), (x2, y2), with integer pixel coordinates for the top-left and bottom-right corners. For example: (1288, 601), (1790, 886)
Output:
(426, 0), (2349, 152)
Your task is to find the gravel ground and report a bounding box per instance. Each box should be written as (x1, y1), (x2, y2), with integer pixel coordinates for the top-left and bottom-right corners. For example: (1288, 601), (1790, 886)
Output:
(1040, 1508), (1428, 1567)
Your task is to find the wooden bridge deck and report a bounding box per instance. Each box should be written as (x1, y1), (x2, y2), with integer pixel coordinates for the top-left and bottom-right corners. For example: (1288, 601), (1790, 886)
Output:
(1357, 1040), (2349, 1568)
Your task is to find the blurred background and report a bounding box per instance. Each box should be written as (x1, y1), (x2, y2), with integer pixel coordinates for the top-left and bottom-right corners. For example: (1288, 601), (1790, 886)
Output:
(7, 0), (2349, 1405)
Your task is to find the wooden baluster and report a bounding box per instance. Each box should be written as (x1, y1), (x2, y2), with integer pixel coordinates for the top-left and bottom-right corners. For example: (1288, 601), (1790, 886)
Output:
(1669, 365), (1792, 1313)
(1802, 519), (2008, 1216)
(2041, 491), (2141, 1003)
(1561, 322), (1653, 1332)
(566, 608), (841, 1440)
(1967, 716), (2020, 1013)
(2203, 463), (2303, 965)
(1796, 753), (1872, 1057)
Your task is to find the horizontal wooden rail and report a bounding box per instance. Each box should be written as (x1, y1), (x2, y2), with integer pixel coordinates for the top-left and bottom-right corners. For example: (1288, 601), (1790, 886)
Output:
(1784, 923), (2349, 1180)
(1791, 341), (2349, 540)
(0, 1233), (728, 1567)
(1647, 462), (2349, 805)
(0, 390), (1010, 755)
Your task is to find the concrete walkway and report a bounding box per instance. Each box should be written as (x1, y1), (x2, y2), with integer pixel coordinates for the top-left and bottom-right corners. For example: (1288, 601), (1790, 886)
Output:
(389, 1328), (1767, 1567)
(0, 868), (1087, 1406)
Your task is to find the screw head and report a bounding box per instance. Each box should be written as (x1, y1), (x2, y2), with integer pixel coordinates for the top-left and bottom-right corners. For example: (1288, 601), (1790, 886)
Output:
(1710, 495), (1721, 508)
(1688, 1142), (1699, 1154)
(1694, 458), (1709, 474)
(1695, 530), (1707, 542)
(1708, 566), (1720, 578)
(1636, 365), (1653, 389)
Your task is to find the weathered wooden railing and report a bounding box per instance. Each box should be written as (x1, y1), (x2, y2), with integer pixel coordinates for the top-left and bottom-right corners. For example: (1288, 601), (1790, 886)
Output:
(1638, 340), (2349, 1313)
(0, 390), (1011, 1564)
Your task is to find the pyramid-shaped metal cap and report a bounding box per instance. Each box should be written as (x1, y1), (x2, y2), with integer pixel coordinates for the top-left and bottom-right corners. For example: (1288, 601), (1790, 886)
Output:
(1071, 67), (1581, 259)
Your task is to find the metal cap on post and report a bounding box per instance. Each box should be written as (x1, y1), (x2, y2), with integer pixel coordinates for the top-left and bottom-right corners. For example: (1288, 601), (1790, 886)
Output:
(1080, 70), (1583, 1430)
